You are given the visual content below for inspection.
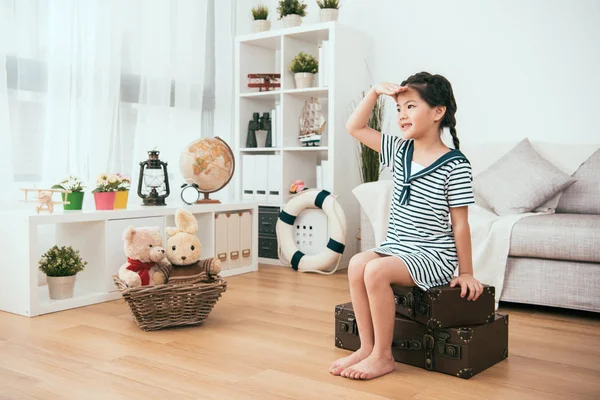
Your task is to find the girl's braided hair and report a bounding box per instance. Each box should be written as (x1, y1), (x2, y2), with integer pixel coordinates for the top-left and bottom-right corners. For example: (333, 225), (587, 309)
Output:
(401, 72), (460, 149)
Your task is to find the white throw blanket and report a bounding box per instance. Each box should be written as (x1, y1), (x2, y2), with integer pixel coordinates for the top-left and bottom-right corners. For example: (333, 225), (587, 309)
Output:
(353, 140), (598, 308)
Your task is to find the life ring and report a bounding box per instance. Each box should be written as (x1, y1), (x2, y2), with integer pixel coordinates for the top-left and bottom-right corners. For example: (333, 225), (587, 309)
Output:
(276, 189), (347, 274)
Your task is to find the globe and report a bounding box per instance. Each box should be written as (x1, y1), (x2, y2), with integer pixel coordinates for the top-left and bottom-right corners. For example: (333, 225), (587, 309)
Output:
(179, 137), (235, 203)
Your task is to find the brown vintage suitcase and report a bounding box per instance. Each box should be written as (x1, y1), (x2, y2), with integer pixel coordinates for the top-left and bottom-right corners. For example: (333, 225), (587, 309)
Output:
(391, 284), (496, 328)
(334, 302), (508, 379)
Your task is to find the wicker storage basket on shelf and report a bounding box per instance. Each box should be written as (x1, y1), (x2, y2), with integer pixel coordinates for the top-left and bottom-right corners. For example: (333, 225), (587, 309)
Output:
(113, 273), (227, 331)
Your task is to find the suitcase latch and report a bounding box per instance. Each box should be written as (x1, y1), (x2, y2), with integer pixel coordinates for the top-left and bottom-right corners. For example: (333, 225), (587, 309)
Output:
(339, 313), (358, 335)
(393, 339), (422, 351)
(395, 292), (415, 317)
(436, 332), (461, 360)
(423, 334), (435, 370)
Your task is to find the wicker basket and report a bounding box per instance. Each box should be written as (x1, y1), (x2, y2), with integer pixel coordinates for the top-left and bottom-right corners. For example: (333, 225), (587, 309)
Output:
(113, 273), (227, 331)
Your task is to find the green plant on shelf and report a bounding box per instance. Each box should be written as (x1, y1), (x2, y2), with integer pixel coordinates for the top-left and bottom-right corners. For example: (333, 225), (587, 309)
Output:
(354, 90), (386, 183)
(317, 0), (340, 9)
(51, 175), (85, 192)
(38, 245), (87, 277)
(251, 4), (269, 20)
(289, 52), (318, 74)
(277, 0), (307, 18)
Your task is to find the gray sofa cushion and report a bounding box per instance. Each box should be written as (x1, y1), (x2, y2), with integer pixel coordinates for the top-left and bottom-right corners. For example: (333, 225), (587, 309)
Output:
(473, 138), (575, 215)
(556, 149), (600, 214)
(509, 213), (600, 263)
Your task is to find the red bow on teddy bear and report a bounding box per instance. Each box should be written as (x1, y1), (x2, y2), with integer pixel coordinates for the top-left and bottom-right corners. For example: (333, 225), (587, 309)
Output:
(126, 257), (155, 286)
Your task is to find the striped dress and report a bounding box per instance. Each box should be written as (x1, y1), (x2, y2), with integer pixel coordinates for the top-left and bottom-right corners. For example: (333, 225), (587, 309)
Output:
(370, 134), (475, 290)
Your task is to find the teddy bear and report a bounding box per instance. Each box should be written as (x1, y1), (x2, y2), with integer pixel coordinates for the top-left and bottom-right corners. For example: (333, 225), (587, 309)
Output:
(165, 208), (221, 283)
(118, 226), (172, 288)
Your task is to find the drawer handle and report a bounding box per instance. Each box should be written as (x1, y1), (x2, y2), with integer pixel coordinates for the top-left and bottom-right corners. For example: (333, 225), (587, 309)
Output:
(230, 251), (239, 260)
(261, 221), (271, 225)
(242, 249), (251, 258)
(260, 246), (270, 250)
(217, 253), (227, 261)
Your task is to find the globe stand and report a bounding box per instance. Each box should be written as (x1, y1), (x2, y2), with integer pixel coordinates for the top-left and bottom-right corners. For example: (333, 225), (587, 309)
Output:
(196, 192), (220, 204)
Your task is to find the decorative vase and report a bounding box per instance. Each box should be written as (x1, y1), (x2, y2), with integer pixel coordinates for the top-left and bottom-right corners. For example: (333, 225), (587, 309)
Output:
(253, 20), (271, 33)
(46, 275), (76, 300)
(294, 72), (314, 89)
(62, 191), (84, 210)
(281, 14), (302, 28)
(94, 192), (116, 210)
(114, 191), (129, 209)
(319, 9), (339, 22)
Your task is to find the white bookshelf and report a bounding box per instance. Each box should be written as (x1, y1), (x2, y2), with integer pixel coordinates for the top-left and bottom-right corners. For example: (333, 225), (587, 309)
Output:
(234, 22), (370, 268)
(0, 202), (258, 317)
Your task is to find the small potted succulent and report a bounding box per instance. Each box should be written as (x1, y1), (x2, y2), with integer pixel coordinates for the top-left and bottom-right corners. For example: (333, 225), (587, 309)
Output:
(251, 5), (271, 33)
(277, 0), (307, 28)
(92, 173), (119, 210)
(317, 0), (340, 22)
(39, 245), (87, 300)
(52, 175), (86, 210)
(290, 52), (318, 88)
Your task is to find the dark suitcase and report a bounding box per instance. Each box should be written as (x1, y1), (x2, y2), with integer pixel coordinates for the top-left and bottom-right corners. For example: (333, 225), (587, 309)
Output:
(334, 302), (508, 379)
(391, 284), (496, 328)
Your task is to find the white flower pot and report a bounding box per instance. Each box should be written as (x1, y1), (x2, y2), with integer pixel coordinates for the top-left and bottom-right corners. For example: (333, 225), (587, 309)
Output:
(253, 20), (271, 33)
(319, 9), (339, 22)
(46, 275), (76, 300)
(282, 14), (302, 28)
(294, 72), (315, 89)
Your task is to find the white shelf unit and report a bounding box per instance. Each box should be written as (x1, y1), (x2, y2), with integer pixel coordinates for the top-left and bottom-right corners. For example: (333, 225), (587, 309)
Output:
(0, 202), (258, 317)
(234, 22), (370, 268)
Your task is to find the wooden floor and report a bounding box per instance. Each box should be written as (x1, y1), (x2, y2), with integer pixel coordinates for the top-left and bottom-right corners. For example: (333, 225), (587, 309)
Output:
(1, 265), (599, 400)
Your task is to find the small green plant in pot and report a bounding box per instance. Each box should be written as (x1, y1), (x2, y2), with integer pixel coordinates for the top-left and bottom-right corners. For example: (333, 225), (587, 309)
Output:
(251, 5), (271, 33)
(52, 175), (86, 210)
(290, 52), (318, 89)
(39, 245), (87, 300)
(317, 0), (340, 22)
(278, 0), (307, 28)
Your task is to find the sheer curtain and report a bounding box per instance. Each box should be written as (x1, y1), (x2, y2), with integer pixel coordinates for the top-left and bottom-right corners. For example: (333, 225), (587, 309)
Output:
(0, 0), (210, 209)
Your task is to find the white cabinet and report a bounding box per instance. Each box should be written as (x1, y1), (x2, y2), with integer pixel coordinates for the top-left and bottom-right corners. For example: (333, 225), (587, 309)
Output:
(0, 202), (258, 317)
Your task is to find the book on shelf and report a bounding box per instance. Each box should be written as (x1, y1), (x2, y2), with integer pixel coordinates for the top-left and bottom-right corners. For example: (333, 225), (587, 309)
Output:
(318, 40), (330, 87)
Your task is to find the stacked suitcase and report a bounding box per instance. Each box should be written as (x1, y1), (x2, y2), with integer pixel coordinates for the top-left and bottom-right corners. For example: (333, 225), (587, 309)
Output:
(334, 284), (508, 379)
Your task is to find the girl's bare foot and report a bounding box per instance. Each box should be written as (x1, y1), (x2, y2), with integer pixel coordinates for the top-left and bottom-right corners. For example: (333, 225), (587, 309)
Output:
(340, 353), (395, 380)
(329, 347), (372, 376)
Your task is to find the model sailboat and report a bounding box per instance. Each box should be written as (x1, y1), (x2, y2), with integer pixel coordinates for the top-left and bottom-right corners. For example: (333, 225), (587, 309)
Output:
(298, 97), (326, 146)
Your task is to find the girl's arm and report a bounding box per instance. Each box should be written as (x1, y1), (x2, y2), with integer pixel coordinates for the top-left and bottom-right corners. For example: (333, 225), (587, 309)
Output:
(449, 206), (484, 301)
(346, 84), (406, 152)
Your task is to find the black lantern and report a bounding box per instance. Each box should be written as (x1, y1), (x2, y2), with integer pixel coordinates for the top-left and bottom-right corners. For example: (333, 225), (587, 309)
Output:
(137, 150), (170, 206)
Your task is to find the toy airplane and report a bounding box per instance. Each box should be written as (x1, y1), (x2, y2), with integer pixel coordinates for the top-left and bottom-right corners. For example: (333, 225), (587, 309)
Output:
(20, 188), (71, 214)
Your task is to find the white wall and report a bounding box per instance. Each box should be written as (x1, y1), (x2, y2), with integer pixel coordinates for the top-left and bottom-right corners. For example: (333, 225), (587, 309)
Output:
(236, 0), (600, 145)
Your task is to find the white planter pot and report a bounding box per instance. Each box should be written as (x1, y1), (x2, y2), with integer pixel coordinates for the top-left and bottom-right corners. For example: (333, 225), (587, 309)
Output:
(281, 14), (302, 28)
(253, 20), (271, 33)
(294, 72), (315, 89)
(319, 9), (339, 22)
(46, 275), (76, 300)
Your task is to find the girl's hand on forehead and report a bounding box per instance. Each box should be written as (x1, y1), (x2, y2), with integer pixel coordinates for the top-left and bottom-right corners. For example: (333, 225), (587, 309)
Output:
(373, 82), (408, 99)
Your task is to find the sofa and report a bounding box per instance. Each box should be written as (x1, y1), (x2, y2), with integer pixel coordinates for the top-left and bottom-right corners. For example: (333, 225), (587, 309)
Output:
(357, 139), (600, 313)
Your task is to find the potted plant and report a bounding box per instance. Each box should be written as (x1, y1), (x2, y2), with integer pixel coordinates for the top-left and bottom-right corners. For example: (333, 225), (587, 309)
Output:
(277, 0), (307, 28)
(113, 173), (131, 209)
(52, 175), (86, 210)
(38, 245), (87, 300)
(92, 173), (119, 210)
(252, 5), (271, 33)
(317, 0), (340, 22)
(290, 52), (318, 88)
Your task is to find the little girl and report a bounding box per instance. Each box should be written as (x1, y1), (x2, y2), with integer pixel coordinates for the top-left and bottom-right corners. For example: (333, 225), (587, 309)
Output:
(329, 72), (484, 380)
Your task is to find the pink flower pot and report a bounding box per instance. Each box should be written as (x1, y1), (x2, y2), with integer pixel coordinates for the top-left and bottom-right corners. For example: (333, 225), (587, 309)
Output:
(94, 192), (116, 210)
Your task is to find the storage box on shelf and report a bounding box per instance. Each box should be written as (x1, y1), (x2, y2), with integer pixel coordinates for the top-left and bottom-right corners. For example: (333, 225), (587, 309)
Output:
(235, 22), (369, 268)
(0, 202), (258, 317)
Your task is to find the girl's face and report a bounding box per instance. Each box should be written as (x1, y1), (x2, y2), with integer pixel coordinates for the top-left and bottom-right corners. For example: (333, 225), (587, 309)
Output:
(396, 87), (445, 140)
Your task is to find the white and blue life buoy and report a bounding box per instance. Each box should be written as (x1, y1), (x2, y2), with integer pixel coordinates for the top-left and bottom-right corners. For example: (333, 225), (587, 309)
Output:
(276, 189), (347, 274)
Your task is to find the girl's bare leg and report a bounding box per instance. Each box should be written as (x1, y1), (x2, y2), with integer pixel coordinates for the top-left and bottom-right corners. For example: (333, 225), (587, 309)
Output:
(329, 251), (382, 375)
(341, 256), (415, 380)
